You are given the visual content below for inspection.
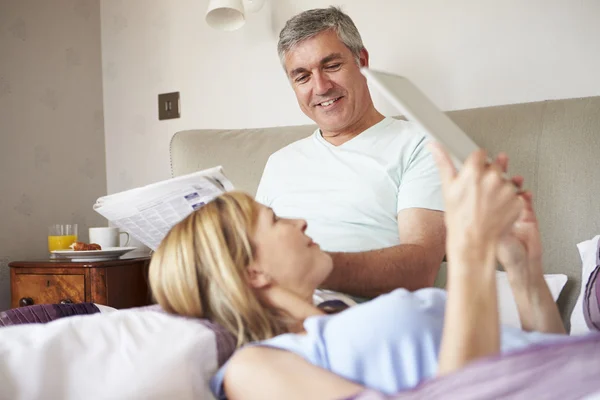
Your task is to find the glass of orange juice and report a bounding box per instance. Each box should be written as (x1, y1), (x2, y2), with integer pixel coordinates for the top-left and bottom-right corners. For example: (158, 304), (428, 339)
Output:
(48, 224), (78, 254)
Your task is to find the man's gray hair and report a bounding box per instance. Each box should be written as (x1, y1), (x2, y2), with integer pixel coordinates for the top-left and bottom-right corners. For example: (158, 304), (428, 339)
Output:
(277, 6), (365, 67)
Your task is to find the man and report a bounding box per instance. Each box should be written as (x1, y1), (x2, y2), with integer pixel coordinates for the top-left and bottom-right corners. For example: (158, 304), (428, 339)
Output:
(255, 7), (446, 299)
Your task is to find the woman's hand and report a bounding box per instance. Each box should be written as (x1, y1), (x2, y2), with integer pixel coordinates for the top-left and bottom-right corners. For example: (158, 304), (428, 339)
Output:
(497, 192), (544, 280)
(493, 153), (543, 284)
(429, 143), (524, 270)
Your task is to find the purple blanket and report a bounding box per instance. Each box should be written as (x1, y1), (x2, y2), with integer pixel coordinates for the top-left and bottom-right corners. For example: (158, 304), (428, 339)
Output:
(350, 333), (600, 400)
(0, 303), (100, 327)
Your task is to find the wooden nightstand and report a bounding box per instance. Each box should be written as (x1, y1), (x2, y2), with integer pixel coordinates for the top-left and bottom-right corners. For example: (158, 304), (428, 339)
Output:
(8, 256), (153, 309)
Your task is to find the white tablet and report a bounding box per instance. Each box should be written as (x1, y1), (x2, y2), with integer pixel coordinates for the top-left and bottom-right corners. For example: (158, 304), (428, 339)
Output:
(361, 67), (480, 167)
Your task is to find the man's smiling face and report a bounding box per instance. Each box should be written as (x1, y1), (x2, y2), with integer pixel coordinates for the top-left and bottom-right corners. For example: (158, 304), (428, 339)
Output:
(284, 29), (372, 136)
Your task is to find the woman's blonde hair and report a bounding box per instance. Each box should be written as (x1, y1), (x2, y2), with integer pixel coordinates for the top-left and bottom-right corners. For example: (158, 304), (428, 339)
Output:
(149, 191), (287, 347)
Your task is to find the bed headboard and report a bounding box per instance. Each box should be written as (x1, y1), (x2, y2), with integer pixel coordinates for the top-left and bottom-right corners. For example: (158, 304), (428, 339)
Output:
(170, 96), (600, 326)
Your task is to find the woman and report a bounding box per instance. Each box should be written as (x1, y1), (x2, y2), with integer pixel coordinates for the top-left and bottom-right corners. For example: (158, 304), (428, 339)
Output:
(213, 144), (600, 400)
(148, 143), (596, 400)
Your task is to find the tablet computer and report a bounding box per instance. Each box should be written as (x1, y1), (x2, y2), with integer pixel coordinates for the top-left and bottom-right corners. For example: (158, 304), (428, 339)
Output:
(361, 67), (480, 167)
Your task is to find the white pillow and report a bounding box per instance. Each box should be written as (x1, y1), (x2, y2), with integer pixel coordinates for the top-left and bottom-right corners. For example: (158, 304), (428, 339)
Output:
(0, 309), (220, 400)
(570, 235), (600, 335)
(496, 270), (568, 329)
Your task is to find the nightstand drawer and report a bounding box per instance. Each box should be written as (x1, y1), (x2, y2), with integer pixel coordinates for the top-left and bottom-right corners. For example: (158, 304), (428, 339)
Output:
(9, 257), (151, 310)
(12, 274), (85, 307)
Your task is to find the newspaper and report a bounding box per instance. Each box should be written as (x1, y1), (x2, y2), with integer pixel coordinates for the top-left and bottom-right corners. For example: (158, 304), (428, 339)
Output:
(93, 166), (234, 251)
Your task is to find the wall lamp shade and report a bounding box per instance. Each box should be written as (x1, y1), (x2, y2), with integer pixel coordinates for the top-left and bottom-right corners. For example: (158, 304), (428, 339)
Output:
(206, 0), (245, 31)
(205, 0), (265, 31)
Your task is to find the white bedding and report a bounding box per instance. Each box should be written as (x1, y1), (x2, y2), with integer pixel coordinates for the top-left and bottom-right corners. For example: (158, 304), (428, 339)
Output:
(0, 309), (219, 400)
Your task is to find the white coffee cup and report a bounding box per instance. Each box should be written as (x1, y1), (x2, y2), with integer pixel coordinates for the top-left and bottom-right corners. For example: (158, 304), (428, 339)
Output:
(89, 227), (130, 249)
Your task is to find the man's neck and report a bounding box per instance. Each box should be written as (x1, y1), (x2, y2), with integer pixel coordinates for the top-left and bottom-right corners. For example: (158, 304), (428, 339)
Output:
(321, 108), (385, 146)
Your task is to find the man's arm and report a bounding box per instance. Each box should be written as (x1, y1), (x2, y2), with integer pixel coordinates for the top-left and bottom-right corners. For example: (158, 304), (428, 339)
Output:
(320, 208), (446, 298)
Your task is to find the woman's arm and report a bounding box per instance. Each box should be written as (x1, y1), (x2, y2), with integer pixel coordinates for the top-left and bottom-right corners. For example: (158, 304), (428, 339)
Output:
(429, 145), (524, 375)
(438, 245), (500, 375)
(506, 272), (566, 334)
(224, 347), (364, 400)
(493, 159), (566, 334)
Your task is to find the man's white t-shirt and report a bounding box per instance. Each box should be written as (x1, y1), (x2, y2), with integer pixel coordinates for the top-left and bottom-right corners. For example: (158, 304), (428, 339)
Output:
(255, 117), (444, 253)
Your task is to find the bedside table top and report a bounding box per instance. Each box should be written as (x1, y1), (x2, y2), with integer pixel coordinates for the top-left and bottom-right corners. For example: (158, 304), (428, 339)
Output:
(8, 254), (151, 269)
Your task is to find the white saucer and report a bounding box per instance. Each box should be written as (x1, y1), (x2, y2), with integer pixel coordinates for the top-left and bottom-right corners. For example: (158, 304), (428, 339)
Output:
(51, 247), (138, 262)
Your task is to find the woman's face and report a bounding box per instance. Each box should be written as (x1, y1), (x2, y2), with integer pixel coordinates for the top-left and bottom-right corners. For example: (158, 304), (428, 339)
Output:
(250, 204), (333, 299)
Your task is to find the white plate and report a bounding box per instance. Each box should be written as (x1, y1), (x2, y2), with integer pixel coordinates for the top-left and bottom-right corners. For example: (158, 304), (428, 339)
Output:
(51, 247), (138, 262)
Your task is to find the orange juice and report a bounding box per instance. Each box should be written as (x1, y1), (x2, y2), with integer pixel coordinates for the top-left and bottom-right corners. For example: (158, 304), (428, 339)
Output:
(48, 235), (78, 252)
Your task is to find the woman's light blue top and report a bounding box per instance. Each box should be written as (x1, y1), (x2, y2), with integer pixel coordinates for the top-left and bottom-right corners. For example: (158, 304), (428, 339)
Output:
(210, 288), (564, 398)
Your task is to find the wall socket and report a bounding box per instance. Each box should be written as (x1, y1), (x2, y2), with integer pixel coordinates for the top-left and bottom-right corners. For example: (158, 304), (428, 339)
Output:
(158, 92), (181, 120)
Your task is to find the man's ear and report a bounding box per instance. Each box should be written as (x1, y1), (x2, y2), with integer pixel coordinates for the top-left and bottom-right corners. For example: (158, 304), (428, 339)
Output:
(359, 48), (369, 68)
(247, 265), (271, 289)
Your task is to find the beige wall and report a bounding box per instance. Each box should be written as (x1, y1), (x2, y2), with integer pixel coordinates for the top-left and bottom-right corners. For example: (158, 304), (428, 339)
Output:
(100, 0), (600, 196)
(0, 0), (107, 310)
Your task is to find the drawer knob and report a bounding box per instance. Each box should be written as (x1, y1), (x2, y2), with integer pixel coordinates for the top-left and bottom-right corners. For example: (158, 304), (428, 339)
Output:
(19, 297), (34, 307)
(60, 299), (73, 304)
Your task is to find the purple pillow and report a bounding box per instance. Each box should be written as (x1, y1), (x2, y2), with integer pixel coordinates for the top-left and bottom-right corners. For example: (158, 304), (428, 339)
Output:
(583, 243), (600, 331)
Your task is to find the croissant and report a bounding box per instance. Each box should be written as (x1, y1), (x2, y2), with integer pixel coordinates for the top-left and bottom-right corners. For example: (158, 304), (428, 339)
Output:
(71, 242), (102, 251)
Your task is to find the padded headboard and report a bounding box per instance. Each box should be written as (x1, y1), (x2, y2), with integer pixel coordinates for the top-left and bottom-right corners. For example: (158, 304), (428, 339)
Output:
(170, 96), (600, 325)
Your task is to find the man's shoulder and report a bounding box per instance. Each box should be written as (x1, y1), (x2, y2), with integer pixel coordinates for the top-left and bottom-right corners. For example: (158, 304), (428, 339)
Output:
(384, 118), (428, 140)
(267, 132), (316, 162)
(363, 118), (430, 157)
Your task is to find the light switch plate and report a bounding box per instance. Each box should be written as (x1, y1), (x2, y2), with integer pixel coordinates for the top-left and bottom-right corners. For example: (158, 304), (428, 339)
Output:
(158, 92), (180, 120)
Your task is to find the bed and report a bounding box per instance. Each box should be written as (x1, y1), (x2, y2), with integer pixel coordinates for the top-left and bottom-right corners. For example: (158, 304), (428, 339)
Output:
(1, 96), (600, 399)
